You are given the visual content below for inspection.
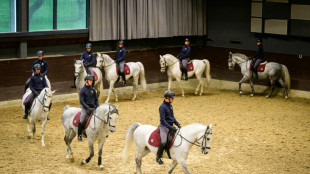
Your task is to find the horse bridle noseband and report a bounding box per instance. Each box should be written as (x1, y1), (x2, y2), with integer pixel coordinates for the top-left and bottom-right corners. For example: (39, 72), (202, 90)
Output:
(92, 107), (118, 129)
(37, 93), (51, 109)
(174, 126), (212, 153)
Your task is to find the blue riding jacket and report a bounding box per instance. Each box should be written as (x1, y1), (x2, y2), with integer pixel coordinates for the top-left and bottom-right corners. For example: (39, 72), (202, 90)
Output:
(79, 85), (99, 110)
(159, 100), (180, 129)
(177, 45), (191, 59)
(114, 47), (126, 62)
(253, 44), (264, 61)
(29, 74), (48, 94)
(80, 51), (95, 67)
(32, 59), (48, 76)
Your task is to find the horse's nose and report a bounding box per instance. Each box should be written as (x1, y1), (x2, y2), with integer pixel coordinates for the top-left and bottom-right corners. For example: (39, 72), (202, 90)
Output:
(44, 109), (49, 112)
(160, 69), (165, 73)
(74, 72), (79, 77)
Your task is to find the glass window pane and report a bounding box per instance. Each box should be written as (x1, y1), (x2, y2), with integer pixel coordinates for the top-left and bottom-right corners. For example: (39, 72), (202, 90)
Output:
(29, 0), (53, 31)
(0, 0), (16, 33)
(57, 0), (86, 30)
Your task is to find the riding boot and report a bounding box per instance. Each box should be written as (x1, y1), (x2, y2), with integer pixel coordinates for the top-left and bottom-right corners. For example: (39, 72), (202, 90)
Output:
(71, 76), (76, 88)
(121, 72), (126, 85)
(254, 68), (259, 80)
(77, 122), (83, 142)
(184, 67), (188, 81)
(23, 101), (30, 119)
(156, 143), (165, 165)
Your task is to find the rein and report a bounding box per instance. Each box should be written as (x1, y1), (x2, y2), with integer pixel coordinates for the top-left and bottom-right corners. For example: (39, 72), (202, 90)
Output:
(162, 57), (179, 70)
(173, 127), (212, 152)
(90, 109), (116, 130)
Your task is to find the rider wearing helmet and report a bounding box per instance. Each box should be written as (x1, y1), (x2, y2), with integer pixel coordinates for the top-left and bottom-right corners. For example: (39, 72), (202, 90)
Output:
(156, 90), (181, 165)
(177, 38), (191, 81)
(23, 64), (48, 119)
(251, 39), (265, 79)
(32, 51), (48, 76)
(114, 41), (127, 85)
(71, 43), (95, 88)
(77, 74), (99, 141)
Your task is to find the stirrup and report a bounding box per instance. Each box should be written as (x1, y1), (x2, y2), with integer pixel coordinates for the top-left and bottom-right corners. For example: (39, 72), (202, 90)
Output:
(156, 157), (164, 165)
(23, 114), (28, 119)
(77, 135), (83, 142)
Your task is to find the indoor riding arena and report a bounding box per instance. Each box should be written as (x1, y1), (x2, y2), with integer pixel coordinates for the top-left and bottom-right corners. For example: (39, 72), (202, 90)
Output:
(0, 1), (309, 174)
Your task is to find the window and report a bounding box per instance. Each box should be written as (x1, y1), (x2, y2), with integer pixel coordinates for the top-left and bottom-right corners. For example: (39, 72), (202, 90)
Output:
(0, 0), (16, 33)
(57, 0), (86, 30)
(28, 0), (54, 31)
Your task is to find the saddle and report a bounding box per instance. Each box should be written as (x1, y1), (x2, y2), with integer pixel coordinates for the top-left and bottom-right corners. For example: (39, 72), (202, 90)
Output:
(250, 60), (267, 72)
(116, 64), (130, 75)
(179, 61), (194, 72)
(148, 128), (176, 159)
(88, 69), (98, 81)
(72, 111), (94, 129)
(23, 93), (36, 108)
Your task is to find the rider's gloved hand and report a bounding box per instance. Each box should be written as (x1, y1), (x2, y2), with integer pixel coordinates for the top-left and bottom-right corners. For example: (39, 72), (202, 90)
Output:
(170, 127), (177, 132)
(177, 124), (181, 128)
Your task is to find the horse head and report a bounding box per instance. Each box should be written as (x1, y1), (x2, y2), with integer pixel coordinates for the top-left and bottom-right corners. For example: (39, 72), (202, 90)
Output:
(104, 104), (119, 132)
(198, 123), (212, 154)
(41, 88), (56, 112)
(228, 52), (235, 70)
(96, 52), (104, 69)
(74, 60), (84, 77)
(159, 55), (166, 73)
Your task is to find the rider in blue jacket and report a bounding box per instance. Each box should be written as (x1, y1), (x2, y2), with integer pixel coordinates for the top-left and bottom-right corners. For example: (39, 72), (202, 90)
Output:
(78, 75), (99, 141)
(32, 51), (48, 76)
(114, 41), (127, 85)
(177, 38), (191, 81)
(156, 90), (181, 165)
(251, 39), (265, 79)
(23, 64), (48, 119)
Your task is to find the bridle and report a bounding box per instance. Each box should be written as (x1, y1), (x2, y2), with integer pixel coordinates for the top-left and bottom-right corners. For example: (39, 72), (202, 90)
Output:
(37, 92), (52, 110)
(91, 107), (118, 130)
(161, 57), (179, 71)
(174, 126), (212, 153)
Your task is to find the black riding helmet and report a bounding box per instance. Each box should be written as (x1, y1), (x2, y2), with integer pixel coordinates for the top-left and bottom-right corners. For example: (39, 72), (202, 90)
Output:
(164, 90), (176, 99)
(34, 63), (41, 70)
(37, 51), (44, 57)
(86, 43), (92, 48)
(84, 74), (94, 81)
(119, 40), (124, 45)
(185, 38), (189, 42)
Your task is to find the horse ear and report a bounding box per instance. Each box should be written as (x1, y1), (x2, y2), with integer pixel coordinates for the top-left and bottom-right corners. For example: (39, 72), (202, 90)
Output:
(97, 52), (101, 56)
(229, 52), (232, 55)
(52, 90), (56, 94)
(74, 59), (76, 63)
(209, 123), (212, 128)
(116, 105), (119, 110)
(159, 55), (162, 59)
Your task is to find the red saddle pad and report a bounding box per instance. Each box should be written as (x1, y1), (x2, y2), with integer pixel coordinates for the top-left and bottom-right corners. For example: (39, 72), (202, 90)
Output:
(116, 64), (130, 75)
(179, 62), (194, 72)
(89, 70), (98, 81)
(23, 94), (34, 107)
(250, 61), (267, 72)
(72, 111), (93, 129)
(148, 128), (176, 149)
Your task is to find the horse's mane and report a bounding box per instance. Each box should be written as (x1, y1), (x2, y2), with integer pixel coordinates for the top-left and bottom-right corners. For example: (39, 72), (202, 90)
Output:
(163, 54), (178, 60)
(184, 123), (207, 129)
(233, 53), (249, 60)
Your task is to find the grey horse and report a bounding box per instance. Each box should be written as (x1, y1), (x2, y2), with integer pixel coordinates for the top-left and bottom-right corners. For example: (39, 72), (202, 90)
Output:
(228, 52), (290, 98)
(62, 103), (119, 169)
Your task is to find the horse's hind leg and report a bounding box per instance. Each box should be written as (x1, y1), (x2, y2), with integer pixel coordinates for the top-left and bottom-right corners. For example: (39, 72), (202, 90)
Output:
(81, 139), (94, 165)
(249, 79), (255, 97)
(266, 79), (276, 98)
(67, 129), (76, 161)
(41, 119), (47, 146)
(167, 160), (178, 174)
(238, 76), (248, 95)
(278, 78), (288, 99)
(177, 159), (190, 174)
(134, 147), (149, 174)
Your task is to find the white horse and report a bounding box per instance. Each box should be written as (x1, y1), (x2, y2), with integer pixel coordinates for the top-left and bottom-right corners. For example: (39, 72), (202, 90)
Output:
(159, 54), (211, 97)
(21, 88), (55, 146)
(74, 60), (104, 99)
(122, 123), (212, 174)
(62, 103), (119, 169)
(96, 53), (147, 102)
(228, 52), (290, 98)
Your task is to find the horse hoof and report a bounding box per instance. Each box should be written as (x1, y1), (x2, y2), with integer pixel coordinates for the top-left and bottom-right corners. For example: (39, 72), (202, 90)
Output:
(132, 98), (136, 101)
(105, 100), (109, 103)
(239, 91), (243, 95)
(70, 158), (74, 162)
(195, 91), (198, 95)
(99, 165), (104, 169)
(42, 143), (45, 147)
(199, 93), (202, 96)
(81, 160), (87, 165)
(115, 99), (119, 102)
(250, 94), (254, 97)
(266, 95), (270, 98)
(285, 96), (288, 99)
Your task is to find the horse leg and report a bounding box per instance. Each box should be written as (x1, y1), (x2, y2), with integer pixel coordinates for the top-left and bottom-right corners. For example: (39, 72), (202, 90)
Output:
(177, 159), (190, 174)
(238, 76), (248, 95)
(167, 160), (178, 174)
(66, 129), (76, 161)
(106, 81), (115, 103)
(168, 77), (172, 90)
(176, 78), (185, 97)
(196, 75), (204, 96)
(249, 79), (255, 97)
(31, 121), (36, 141)
(41, 119), (47, 146)
(112, 88), (118, 102)
(81, 139), (94, 165)
(194, 76), (201, 95)
(132, 77), (139, 101)
(278, 78), (288, 99)
(266, 79), (276, 98)
(97, 138), (105, 169)
(134, 148), (149, 174)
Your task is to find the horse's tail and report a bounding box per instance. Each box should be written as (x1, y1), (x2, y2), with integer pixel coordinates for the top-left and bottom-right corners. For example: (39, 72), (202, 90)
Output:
(203, 59), (211, 85)
(122, 122), (141, 163)
(137, 62), (147, 90)
(281, 64), (291, 92)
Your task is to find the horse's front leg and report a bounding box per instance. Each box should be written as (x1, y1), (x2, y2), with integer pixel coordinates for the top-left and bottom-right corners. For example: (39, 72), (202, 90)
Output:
(41, 118), (47, 146)
(97, 138), (106, 169)
(30, 120), (36, 141)
(176, 78), (185, 97)
(167, 160), (178, 174)
(266, 79), (276, 98)
(177, 159), (190, 174)
(249, 79), (255, 97)
(168, 76), (172, 90)
(106, 81), (115, 103)
(81, 139), (94, 165)
(238, 76), (248, 95)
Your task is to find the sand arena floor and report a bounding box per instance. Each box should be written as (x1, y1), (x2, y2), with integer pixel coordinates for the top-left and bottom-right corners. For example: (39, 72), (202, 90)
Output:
(0, 88), (309, 174)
